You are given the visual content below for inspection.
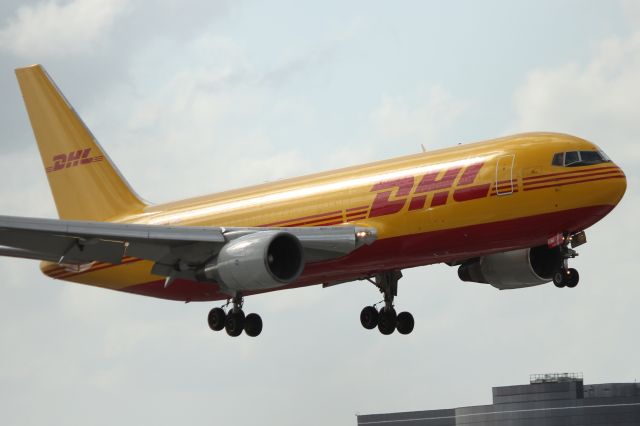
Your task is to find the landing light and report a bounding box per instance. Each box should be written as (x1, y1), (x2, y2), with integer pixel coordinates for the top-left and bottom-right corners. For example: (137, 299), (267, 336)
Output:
(571, 231), (587, 248)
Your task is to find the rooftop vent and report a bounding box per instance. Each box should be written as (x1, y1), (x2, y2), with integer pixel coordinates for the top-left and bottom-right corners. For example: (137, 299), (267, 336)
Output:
(530, 372), (583, 384)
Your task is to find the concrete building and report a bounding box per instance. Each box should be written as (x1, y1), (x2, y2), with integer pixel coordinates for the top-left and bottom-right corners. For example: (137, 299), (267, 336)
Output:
(357, 373), (640, 425)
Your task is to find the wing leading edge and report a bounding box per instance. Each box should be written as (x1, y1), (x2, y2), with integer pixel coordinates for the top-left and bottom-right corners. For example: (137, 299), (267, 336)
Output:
(0, 215), (376, 282)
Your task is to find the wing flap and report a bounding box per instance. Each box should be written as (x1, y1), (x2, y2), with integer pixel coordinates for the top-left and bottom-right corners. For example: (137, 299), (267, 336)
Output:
(61, 239), (126, 264)
(0, 215), (377, 279)
(0, 246), (84, 264)
(0, 215), (226, 265)
(0, 215), (226, 242)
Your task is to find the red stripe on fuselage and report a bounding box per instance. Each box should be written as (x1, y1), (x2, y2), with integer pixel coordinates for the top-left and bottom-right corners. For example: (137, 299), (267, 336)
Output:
(120, 204), (614, 302)
(522, 166), (620, 181)
(490, 190), (519, 196)
(46, 257), (141, 279)
(523, 169), (623, 187)
(284, 214), (344, 227)
(46, 256), (139, 277)
(259, 210), (342, 227)
(523, 174), (625, 192)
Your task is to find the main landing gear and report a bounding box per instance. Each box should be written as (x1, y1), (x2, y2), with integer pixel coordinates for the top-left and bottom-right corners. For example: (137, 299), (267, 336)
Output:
(552, 231), (585, 289)
(360, 270), (414, 335)
(207, 293), (263, 337)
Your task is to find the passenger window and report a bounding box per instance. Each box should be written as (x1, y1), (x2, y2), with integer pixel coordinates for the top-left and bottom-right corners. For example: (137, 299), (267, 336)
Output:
(564, 151), (579, 166)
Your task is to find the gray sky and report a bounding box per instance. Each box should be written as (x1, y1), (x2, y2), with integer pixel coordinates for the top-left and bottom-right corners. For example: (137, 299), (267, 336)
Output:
(0, 1), (639, 425)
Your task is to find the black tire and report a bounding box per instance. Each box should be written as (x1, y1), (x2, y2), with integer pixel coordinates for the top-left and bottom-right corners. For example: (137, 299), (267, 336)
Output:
(377, 307), (396, 335)
(244, 313), (263, 337)
(225, 311), (245, 337)
(396, 311), (414, 335)
(360, 306), (379, 330)
(207, 307), (226, 331)
(566, 268), (579, 288)
(553, 270), (565, 288)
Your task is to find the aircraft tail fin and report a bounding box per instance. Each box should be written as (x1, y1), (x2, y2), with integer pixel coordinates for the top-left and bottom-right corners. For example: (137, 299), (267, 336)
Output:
(15, 64), (147, 221)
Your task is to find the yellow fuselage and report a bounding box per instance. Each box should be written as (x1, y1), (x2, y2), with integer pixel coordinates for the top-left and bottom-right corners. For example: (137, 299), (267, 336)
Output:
(42, 132), (626, 301)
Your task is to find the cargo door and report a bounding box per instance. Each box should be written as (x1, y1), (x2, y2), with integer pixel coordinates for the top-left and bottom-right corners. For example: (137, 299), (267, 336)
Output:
(495, 154), (515, 195)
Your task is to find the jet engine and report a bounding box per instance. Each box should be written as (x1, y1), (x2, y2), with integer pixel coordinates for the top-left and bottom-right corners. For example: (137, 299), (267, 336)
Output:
(457, 245), (563, 290)
(197, 231), (304, 291)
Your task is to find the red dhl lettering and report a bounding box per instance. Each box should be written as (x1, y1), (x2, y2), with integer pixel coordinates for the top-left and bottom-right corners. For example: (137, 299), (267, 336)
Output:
(368, 161), (490, 218)
(45, 148), (104, 173)
(369, 177), (414, 218)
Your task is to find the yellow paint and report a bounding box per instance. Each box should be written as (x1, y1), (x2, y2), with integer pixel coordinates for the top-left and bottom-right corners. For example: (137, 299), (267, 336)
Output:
(43, 259), (158, 290)
(131, 132), (625, 239)
(16, 65), (626, 295)
(15, 65), (146, 221)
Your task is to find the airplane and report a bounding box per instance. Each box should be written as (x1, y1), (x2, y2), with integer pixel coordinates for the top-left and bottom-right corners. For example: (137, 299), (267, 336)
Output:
(0, 64), (627, 337)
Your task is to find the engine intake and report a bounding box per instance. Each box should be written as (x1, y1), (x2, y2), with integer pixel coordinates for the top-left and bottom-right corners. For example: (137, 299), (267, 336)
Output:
(198, 231), (304, 290)
(458, 245), (562, 290)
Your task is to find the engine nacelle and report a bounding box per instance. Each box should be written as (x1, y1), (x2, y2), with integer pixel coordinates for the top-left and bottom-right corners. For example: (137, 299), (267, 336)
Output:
(457, 245), (562, 290)
(198, 231), (304, 291)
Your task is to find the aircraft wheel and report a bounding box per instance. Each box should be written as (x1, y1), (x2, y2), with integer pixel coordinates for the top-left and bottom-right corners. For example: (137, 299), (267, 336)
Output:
(225, 310), (245, 337)
(553, 270), (566, 288)
(566, 268), (579, 288)
(244, 313), (263, 337)
(360, 306), (379, 330)
(396, 311), (414, 335)
(378, 308), (396, 335)
(208, 307), (226, 331)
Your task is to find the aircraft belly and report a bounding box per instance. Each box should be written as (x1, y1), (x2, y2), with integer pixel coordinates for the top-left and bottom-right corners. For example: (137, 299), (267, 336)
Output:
(43, 204), (614, 302)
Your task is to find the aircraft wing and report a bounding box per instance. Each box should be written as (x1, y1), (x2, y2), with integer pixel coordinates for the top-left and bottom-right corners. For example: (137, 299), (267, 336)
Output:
(0, 215), (376, 277)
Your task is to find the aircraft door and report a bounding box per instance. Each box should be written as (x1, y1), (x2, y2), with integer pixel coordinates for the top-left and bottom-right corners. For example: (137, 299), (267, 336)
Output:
(495, 154), (515, 195)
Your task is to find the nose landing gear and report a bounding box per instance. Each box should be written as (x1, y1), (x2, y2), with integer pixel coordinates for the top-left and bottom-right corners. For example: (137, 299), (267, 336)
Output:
(552, 231), (585, 289)
(207, 293), (263, 337)
(359, 270), (414, 335)
(553, 267), (579, 288)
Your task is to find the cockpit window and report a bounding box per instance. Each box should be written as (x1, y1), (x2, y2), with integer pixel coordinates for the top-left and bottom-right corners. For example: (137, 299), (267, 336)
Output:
(551, 150), (612, 167)
(564, 151), (579, 166)
(580, 151), (605, 164)
(552, 153), (564, 166)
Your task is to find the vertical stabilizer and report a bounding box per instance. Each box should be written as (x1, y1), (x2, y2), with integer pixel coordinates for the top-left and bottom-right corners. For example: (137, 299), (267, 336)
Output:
(15, 64), (147, 221)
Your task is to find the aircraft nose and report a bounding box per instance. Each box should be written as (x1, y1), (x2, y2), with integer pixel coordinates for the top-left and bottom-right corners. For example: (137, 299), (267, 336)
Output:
(607, 165), (627, 206)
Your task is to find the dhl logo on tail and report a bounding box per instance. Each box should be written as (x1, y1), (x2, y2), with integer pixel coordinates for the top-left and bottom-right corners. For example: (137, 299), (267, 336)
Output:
(46, 148), (104, 173)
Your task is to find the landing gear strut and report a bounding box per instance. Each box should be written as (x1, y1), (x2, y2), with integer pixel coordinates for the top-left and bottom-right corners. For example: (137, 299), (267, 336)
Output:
(552, 232), (584, 289)
(207, 293), (263, 337)
(360, 270), (414, 335)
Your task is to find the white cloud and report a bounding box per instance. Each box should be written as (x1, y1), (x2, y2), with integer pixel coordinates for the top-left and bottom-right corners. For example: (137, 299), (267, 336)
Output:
(621, 0), (640, 28)
(506, 25), (640, 389)
(0, 0), (128, 57)
(511, 32), (640, 165)
(370, 86), (470, 151)
(0, 147), (57, 217)
(1, 3), (640, 426)
(78, 34), (319, 203)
